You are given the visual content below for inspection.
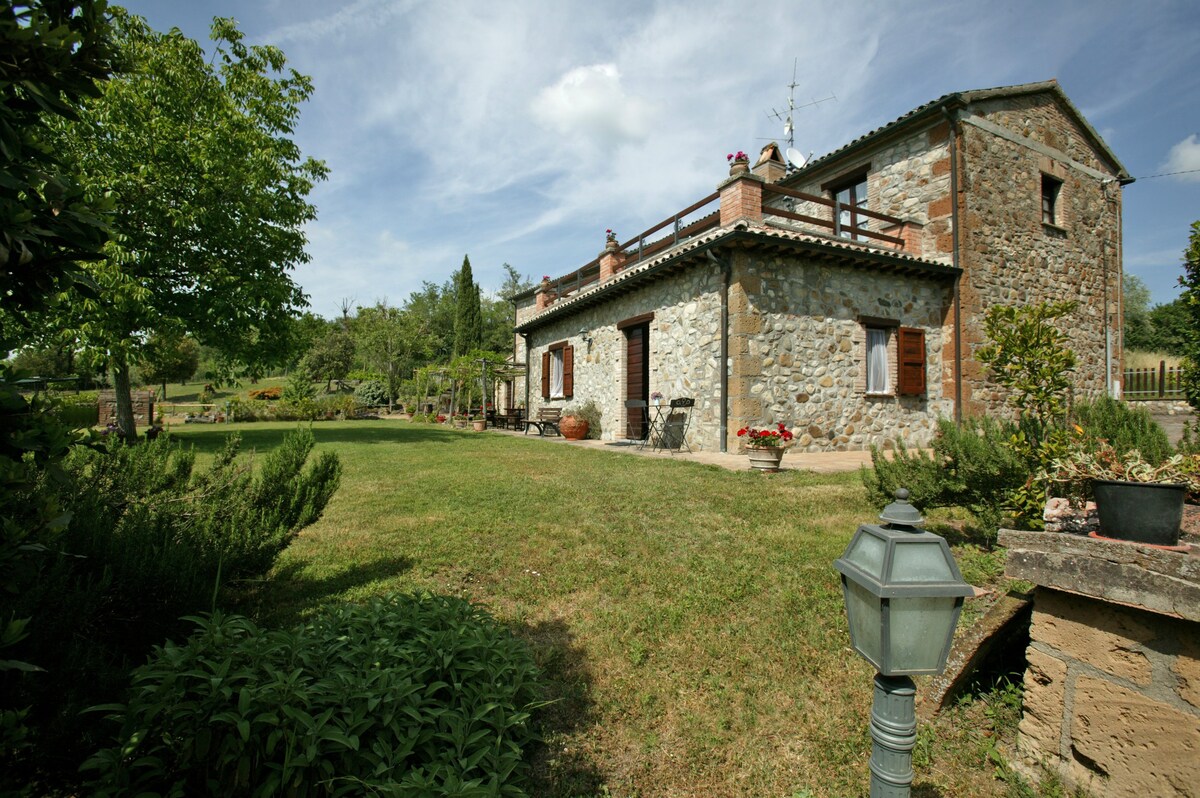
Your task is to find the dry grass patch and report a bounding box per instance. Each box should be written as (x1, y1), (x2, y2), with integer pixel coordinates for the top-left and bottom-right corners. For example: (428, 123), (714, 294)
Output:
(170, 421), (1040, 798)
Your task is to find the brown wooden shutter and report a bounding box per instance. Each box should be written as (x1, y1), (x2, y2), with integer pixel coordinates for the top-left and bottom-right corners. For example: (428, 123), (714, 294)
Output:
(562, 346), (574, 398)
(541, 351), (550, 399)
(897, 327), (926, 395)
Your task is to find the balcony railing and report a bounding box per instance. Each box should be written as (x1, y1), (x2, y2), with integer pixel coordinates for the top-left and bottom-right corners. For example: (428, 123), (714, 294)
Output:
(540, 179), (913, 306)
(541, 192), (721, 302)
(761, 184), (906, 247)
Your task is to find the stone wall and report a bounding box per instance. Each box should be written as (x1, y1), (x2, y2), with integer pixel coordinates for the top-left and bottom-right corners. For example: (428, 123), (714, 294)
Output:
(727, 250), (954, 452)
(1000, 529), (1200, 797)
(525, 247), (954, 454)
(773, 121), (954, 262)
(956, 95), (1123, 417)
(1019, 590), (1199, 796)
(526, 267), (725, 451)
(98, 390), (155, 428)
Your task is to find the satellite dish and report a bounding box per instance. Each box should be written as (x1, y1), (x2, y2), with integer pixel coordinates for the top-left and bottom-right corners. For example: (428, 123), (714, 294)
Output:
(783, 119), (793, 137)
(786, 147), (808, 169)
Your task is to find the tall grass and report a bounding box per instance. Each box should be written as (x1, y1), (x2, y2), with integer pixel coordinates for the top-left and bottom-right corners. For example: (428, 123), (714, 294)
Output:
(1124, 349), (1181, 369)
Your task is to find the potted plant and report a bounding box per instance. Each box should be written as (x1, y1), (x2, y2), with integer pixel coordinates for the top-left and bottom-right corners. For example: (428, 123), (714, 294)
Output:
(736, 422), (794, 473)
(727, 150), (750, 175)
(1045, 442), (1199, 546)
(650, 391), (664, 407)
(561, 400), (601, 441)
(471, 414), (486, 432)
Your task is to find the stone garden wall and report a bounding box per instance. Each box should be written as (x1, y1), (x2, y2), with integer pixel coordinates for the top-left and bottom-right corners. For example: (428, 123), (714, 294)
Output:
(1000, 530), (1200, 797)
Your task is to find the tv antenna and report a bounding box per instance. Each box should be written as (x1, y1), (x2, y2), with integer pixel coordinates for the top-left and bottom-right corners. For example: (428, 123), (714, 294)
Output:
(766, 58), (835, 170)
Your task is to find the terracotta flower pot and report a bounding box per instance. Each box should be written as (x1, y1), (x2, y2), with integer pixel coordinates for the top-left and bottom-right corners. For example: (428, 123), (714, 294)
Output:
(746, 446), (785, 472)
(560, 416), (589, 440)
(472, 419), (486, 432)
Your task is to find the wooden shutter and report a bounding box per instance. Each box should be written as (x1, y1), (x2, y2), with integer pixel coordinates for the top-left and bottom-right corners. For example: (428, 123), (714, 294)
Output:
(562, 346), (574, 398)
(541, 351), (550, 399)
(897, 327), (926, 395)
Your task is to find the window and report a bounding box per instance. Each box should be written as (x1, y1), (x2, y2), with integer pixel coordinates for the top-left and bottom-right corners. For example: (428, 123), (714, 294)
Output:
(1041, 175), (1062, 225)
(832, 174), (869, 241)
(866, 327), (890, 393)
(541, 342), (573, 399)
(863, 324), (927, 396)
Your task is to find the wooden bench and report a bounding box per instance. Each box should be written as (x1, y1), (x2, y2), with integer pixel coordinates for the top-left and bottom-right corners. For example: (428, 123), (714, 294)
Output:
(524, 407), (562, 437)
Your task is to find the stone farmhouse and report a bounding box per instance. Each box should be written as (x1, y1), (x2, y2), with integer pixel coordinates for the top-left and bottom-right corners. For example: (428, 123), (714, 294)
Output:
(506, 80), (1132, 453)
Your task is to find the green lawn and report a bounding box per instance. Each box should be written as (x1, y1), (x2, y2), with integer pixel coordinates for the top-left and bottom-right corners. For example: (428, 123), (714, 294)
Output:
(168, 420), (1035, 798)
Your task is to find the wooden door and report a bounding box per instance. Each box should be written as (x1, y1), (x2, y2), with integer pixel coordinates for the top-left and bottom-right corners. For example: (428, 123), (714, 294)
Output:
(625, 324), (649, 439)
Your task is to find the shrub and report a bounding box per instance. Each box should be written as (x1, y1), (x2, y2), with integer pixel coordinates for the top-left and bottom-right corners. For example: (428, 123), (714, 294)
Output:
(1070, 397), (1171, 464)
(281, 372), (316, 404)
(5, 430), (341, 781)
(354, 379), (389, 408)
(83, 594), (543, 797)
(51, 392), (99, 428)
(248, 386), (282, 401)
(864, 416), (1032, 535)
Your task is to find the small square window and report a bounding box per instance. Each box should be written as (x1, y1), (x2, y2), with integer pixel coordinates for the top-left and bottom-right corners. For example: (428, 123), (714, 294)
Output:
(1041, 175), (1062, 225)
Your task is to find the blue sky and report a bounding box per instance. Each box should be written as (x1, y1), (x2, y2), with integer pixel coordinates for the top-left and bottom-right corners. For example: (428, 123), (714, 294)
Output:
(118, 0), (1200, 316)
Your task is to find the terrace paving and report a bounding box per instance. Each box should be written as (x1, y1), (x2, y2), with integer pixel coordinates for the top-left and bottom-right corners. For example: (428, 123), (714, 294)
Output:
(489, 426), (882, 473)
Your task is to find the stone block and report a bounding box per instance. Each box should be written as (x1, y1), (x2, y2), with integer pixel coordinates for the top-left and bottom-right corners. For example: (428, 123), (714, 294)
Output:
(1070, 676), (1200, 796)
(1031, 590), (1153, 685)
(1018, 647), (1068, 760)
(1175, 634), (1200, 710)
(928, 195), (953, 218)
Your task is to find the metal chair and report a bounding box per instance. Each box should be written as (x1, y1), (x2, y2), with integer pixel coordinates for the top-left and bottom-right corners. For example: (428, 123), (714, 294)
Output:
(624, 399), (647, 444)
(663, 397), (694, 453)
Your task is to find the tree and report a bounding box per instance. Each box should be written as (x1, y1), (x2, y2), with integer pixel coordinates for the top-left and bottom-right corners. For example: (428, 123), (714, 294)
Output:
(140, 331), (200, 398)
(1147, 298), (1189, 356)
(354, 300), (414, 410)
(404, 279), (455, 364)
(301, 327), (354, 392)
(47, 11), (327, 440)
(481, 264), (532, 354)
(0, 0), (114, 352)
(452, 255), (482, 358)
(1178, 222), (1200, 409)
(1122, 274), (1155, 352)
(975, 300), (1078, 437)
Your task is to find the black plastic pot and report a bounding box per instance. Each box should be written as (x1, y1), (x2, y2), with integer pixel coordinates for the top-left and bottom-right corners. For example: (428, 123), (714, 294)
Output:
(1092, 479), (1185, 546)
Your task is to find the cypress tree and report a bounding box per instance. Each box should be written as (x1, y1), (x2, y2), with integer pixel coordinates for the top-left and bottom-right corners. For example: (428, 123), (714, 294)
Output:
(453, 255), (483, 357)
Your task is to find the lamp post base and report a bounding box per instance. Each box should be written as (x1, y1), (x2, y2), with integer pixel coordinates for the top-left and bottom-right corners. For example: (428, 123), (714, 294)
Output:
(869, 673), (917, 798)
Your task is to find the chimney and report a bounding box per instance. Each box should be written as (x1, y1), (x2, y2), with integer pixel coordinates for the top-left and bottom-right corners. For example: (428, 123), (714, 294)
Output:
(753, 142), (787, 183)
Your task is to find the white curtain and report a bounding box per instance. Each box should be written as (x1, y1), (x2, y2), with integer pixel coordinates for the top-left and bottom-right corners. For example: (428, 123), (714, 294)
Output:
(550, 349), (564, 398)
(867, 328), (889, 393)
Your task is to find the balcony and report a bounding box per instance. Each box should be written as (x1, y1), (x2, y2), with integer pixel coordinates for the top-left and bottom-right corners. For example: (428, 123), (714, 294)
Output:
(536, 172), (917, 310)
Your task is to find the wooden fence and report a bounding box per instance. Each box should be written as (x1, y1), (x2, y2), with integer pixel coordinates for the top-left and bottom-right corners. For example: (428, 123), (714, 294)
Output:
(1123, 361), (1184, 400)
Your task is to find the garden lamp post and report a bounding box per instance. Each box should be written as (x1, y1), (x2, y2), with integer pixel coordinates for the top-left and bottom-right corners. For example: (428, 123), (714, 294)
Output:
(834, 489), (973, 798)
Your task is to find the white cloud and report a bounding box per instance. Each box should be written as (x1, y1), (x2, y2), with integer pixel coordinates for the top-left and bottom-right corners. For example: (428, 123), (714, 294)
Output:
(531, 64), (652, 150)
(1162, 134), (1200, 181)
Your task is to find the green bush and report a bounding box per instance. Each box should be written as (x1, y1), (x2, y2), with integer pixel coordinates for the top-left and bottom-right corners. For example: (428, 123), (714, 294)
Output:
(83, 594), (543, 798)
(1071, 397), (1171, 464)
(281, 372), (316, 405)
(864, 416), (1032, 535)
(5, 429), (340, 781)
(354, 379), (389, 408)
(51, 392), (99, 428)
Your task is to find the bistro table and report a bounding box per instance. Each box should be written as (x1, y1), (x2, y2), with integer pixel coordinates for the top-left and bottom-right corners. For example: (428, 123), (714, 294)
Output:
(640, 402), (670, 451)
